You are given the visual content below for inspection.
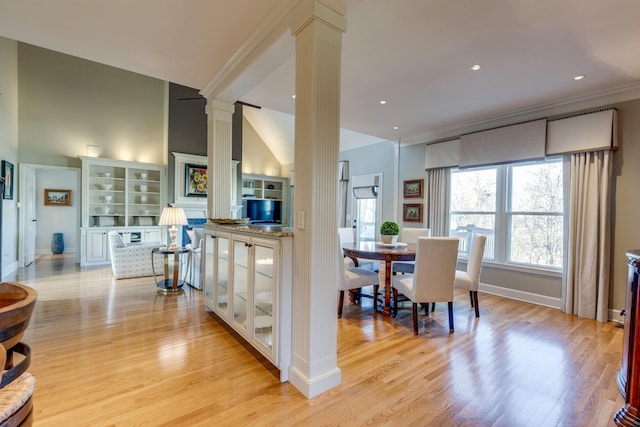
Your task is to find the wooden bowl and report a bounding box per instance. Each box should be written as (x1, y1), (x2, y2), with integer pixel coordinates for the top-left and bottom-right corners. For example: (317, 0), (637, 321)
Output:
(0, 282), (37, 350)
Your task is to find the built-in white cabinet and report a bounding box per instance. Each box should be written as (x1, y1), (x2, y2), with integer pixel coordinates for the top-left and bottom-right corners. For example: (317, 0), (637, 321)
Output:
(79, 156), (166, 266)
(241, 174), (287, 201)
(203, 224), (292, 381)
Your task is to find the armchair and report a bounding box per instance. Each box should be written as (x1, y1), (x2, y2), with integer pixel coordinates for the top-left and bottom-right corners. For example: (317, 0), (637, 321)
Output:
(182, 228), (204, 289)
(108, 231), (164, 279)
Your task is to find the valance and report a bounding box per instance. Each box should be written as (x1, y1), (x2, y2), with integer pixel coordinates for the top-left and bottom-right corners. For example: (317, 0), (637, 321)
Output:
(425, 139), (460, 170)
(546, 109), (617, 155)
(459, 119), (547, 168)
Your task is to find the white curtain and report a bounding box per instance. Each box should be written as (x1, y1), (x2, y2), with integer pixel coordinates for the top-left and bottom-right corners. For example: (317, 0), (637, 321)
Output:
(426, 168), (450, 237)
(563, 150), (612, 322)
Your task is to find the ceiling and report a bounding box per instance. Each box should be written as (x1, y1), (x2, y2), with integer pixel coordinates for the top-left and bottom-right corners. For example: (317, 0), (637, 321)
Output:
(2, 0), (640, 159)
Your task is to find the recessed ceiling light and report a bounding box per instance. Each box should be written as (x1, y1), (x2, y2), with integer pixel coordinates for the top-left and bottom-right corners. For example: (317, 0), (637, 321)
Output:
(392, 126), (399, 130)
(379, 100), (387, 105)
(470, 64), (482, 71)
(291, 94), (296, 99)
(573, 75), (586, 81)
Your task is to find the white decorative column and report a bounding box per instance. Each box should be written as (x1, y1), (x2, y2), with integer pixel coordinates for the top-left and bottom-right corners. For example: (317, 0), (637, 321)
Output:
(288, 0), (346, 398)
(205, 100), (235, 218)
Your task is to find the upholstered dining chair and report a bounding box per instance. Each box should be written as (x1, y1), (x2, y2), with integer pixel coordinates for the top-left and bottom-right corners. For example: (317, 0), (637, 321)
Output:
(454, 234), (487, 318)
(338, 234), (380, 318)
(391, 227), (431, 275)
(392, 237), (459, 334)
(338, 227), (377, 272)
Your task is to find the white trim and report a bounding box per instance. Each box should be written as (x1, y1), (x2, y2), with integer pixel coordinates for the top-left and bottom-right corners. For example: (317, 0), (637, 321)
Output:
(172, 152), (207, 207)
(287, 365), (342, 399)
(479, 282), (562, 310)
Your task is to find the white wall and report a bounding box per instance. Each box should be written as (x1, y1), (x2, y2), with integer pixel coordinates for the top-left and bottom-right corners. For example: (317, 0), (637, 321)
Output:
(35, 168), (80, 254)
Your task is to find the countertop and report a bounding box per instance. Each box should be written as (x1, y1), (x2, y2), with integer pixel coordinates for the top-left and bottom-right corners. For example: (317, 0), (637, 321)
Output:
(205, 222), (294, 237)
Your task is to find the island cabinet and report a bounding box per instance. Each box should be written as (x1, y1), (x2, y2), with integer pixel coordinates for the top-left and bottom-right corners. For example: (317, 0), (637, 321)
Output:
(203, 223), (293, 382)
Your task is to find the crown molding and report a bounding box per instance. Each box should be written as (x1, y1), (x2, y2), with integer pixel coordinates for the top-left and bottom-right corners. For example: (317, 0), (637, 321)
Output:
(403, 80), (640, 146)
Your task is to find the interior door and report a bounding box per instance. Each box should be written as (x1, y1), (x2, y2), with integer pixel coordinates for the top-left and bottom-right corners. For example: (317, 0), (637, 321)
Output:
(23, 167), (36, 266)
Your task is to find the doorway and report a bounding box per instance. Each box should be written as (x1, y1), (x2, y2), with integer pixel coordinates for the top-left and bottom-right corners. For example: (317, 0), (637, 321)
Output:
(18, 164), (81, 266)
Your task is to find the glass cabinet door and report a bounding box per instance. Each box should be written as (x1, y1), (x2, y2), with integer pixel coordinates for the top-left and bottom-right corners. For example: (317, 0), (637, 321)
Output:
(203, 232), (215, 306)
(216, 235), (230, 317)
(253, 243), (275, 351)
(232, 237), (251, 331)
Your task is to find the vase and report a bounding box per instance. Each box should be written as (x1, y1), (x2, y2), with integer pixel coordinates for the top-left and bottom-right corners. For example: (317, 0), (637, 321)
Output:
(51, 233), (64, 254)
(381, 235), (398, 244)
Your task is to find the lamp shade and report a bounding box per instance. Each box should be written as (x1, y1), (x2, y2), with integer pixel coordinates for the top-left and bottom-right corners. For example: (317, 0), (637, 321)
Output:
(159, 207), (188, 226)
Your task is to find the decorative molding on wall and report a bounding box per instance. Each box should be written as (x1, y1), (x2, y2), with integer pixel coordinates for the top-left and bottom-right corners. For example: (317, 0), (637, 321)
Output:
(172, 152), (207, 207)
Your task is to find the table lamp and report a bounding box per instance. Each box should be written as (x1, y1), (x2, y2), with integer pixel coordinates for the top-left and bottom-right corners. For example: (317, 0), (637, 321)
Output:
(159, 206), (188, 250)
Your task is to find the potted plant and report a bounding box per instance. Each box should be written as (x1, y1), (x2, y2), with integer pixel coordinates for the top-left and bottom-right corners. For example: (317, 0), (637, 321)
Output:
(380, 221), (400, 244)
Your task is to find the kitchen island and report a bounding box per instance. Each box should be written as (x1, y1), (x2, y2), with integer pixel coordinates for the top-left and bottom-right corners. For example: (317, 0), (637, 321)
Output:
(202, 222), (293, 381)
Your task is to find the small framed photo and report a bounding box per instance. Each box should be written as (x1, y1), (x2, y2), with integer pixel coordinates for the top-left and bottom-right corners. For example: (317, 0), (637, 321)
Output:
(1, 160), (13, 200)
(45, 189), (72, 206)
(185, 163), (207, 197)
(403, 203), (423, 223)
(403, 179), (423, 199)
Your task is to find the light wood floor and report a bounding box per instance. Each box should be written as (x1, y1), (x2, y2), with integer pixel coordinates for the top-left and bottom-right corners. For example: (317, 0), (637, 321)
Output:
(6, 254), (626, 426)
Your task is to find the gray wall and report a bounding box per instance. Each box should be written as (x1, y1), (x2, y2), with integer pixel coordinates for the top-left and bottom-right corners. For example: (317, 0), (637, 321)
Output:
(167, 83), (207, 203)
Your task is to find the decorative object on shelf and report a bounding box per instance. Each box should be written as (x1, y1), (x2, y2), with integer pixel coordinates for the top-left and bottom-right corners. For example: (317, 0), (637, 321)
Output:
(209, 218), (250, 225)
(139, 172), (148, 180)
(1, 160), (13, 200)
(403, 179), (423, 199)
(139, 184), (148, 192)
(185, 163), (207, 197)
(159, 206), (188, 250)
(97, 206), (110, 214)
(403, 203), (423, 222)
(44, 189), (72, 206)
(51, 233), (64, 254)
(99, 184), (112, 191)
(380, 221), (400, 244)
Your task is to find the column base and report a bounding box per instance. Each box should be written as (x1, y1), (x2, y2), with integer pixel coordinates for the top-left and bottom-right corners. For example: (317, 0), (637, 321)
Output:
(288, 365), (341, 399)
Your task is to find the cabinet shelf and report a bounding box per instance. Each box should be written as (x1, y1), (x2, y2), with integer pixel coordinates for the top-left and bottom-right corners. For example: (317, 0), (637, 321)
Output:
(80, 156), (166, 266)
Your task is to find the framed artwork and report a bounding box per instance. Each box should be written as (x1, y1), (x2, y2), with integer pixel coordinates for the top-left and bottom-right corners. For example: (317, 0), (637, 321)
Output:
(1, 161), (13, 200)
(403, 179), (423, 199)
(185, 163), (207, 197)
(403, 203), (423, 223)
(45, 189), (72, 206)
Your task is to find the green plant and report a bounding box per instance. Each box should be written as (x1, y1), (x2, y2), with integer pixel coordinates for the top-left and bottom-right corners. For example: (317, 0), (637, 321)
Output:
(380, 221), (399, 236)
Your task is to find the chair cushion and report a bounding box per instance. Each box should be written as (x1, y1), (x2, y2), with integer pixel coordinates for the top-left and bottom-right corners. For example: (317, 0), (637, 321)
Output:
(392, 274), (414, 297)
(110, 232), (126, 249)
(0, 372), (35, 423)
(454, 270), (473, 289)
(343, 267), (379, 289)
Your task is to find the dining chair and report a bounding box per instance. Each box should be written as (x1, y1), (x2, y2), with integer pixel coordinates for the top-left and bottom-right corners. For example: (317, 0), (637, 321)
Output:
(391, 227), (431, 275)
(392, 237), (459, 334)
(338, 234), (380, 318)
(338, 227), (377, 272)
(454, 234), (487, 318)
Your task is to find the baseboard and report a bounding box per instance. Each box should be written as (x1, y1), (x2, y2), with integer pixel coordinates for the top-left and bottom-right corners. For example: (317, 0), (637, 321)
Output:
(36, 249), (76, 255)
(1, 260), (18, 280)
(609, 308), (624, 324)
(478, 283), (562, 310)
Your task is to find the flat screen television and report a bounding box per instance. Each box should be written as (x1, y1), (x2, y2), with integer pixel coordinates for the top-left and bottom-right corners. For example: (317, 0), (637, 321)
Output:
(243, 199), (282, 224)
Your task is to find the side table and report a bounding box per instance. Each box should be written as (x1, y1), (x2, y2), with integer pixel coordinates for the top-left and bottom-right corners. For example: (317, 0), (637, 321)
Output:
(152, 247), (189, 293)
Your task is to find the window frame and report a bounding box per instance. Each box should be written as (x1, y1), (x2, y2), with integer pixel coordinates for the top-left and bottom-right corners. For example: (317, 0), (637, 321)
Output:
(449, 157), (564, 274)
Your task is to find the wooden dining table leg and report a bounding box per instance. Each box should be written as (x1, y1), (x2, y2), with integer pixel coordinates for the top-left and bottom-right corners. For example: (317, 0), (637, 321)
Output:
(383, 258), (392, 316)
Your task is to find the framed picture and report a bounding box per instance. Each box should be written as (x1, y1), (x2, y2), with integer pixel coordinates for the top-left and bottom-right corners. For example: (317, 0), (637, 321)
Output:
(403, 179), (423, 199)
(403, 203), (423, 223)
(1, 160), (13, 200)
(185, 163), (207, 197)
(45, 189), (72, 206)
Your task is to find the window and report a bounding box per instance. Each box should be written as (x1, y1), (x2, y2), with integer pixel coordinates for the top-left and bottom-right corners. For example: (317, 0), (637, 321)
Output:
(449, 158), (563, 270)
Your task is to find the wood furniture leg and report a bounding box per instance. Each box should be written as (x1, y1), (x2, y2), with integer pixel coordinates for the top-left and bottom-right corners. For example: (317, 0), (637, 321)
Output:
(383, 258), (392, 316)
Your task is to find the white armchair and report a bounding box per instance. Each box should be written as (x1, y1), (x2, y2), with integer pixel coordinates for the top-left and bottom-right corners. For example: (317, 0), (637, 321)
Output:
(108, 231), (164, 280)
(182, 228), (204, 289)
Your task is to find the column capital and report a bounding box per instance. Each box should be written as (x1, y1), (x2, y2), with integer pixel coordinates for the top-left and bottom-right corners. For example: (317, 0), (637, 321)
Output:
(205, 99), (235, 116)
(292, 0), (346, 36)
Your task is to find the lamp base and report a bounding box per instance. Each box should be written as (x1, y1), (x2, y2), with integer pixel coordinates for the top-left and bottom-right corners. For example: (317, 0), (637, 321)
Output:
(168, 226), (178, 250)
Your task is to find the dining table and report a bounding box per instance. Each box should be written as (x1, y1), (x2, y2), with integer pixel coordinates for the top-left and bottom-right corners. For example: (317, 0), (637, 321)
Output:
(342, 240), (416, 316)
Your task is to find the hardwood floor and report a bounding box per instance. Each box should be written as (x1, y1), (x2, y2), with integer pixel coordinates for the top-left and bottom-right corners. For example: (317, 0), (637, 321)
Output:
(6, 254), (625, 426)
